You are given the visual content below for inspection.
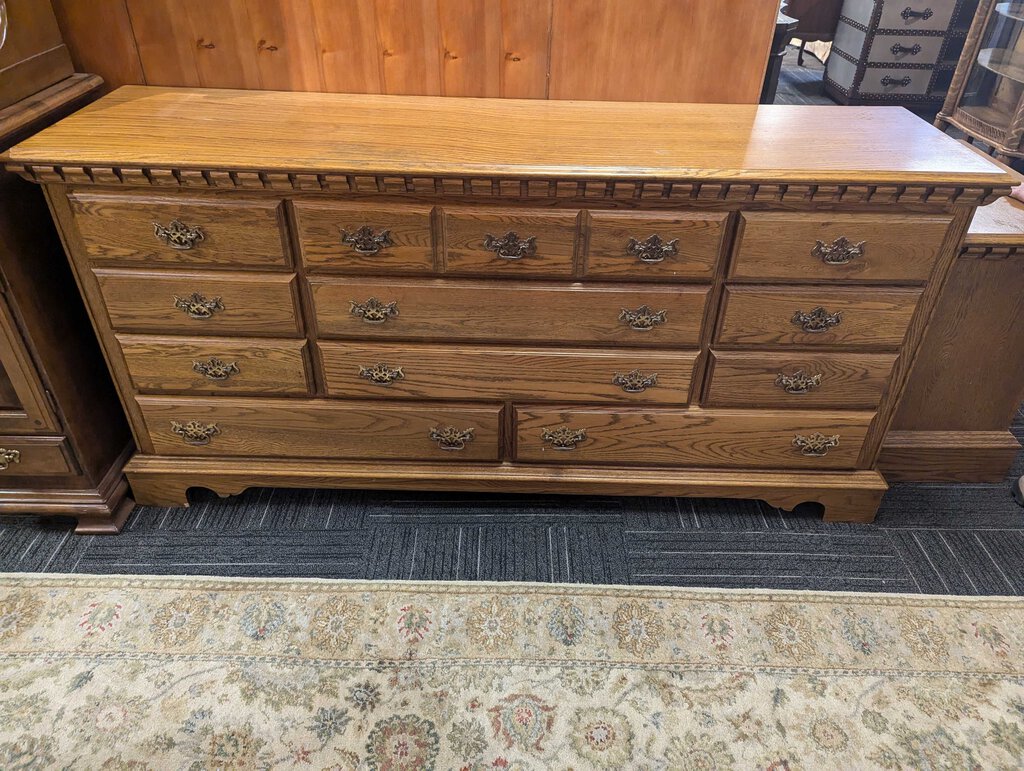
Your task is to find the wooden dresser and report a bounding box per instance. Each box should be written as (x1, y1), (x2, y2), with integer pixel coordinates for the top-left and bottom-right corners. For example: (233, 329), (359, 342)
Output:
(3, 88), (1016, 523)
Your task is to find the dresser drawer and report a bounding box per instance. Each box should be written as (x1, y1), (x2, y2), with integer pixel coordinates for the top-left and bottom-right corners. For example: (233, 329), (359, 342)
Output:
(857, 67), (933, 97)
(731, 213), (951, 283)
(705, 351), (899, 409)
(320, 342), (698, 404)
(0, 436), (75, 476)
(70, 192), (289, 269)
(294, 201), (435, 274)
(118, 335), (310, 396)
(313, 278), (709, 346)
(717, 287), (921, 349)
(878, 0), (955, 31)
(584, 211), (727, 281)
(442, 207), (579, 277)
(137, 397), (502, 461)
(514, 407), (872, 469)
(95, 270), (303, 337)
(867, 34), (945, 65)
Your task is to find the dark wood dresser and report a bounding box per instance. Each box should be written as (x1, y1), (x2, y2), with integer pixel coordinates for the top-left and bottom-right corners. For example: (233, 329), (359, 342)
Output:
(3, 88), (1016, 523)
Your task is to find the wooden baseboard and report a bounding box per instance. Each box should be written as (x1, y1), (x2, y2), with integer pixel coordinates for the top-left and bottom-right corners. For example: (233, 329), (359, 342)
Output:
(879, 430), (1022, 482)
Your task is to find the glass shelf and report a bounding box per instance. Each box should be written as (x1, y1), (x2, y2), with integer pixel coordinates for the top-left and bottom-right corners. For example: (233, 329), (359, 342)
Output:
(995, 2), (1024, 22)
(977, 47), (1024, 84)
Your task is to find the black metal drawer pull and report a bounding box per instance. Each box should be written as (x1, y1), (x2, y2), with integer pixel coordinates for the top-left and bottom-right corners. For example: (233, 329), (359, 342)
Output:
(890, 43), (922, 56)
(881, 75), (913, 88)
(901, 7), (933, 21)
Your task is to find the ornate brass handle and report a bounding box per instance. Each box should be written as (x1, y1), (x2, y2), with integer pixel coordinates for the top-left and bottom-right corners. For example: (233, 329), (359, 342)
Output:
(812, 237), (864, 265)
(193, 358), (239, 381)
(174, 292), (224, 320)
(483, 231), (537, 260)
(0, 448), (20, 471)
(626, 235), (679, 264)
(541, 425), (587, 450)
(170, 420), (220, 446)
(350, 297), (399, 324)
(880, 75), (912, 88)
(792, 307), (842, 333)
(341, 225), (394, 255)
(359, 363), (405, 386)
(793, 432), (840, 457)
(775, 370), (823, 395)
(429, 426), (474, 451)
(154, 219), (205, 250)
(619, 305), (667, 331)
(890, 42), (921, 56)
(901, 6), (933, 20)
(612, 369), (658, 393)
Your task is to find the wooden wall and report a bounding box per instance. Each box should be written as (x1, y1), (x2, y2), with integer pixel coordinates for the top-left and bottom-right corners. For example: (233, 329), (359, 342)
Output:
(50, 0), (777, 103)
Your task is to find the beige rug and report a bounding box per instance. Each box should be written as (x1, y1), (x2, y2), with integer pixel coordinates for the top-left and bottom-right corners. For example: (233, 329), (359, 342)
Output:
(1, 574), (1023, 769)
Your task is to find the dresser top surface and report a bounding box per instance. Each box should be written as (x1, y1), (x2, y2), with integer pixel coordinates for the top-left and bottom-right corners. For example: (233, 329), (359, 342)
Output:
(4, 86), (1016, 187)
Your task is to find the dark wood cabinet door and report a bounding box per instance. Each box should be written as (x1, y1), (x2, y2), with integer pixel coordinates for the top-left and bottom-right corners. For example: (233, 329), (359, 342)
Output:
(0, 294), (58, 432)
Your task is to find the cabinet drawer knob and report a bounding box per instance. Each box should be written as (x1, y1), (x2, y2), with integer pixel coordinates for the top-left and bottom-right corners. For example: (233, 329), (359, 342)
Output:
(775, 370), (823, 395)
(483, 231), (537, 260)
(350, 297), (399, 324)
(880, 75), (913, 88)
(890, 42), (922, 56)
(626, 234), (679, 264)
(359, 363), (405, 385)
(429, 425), (474, 451)
(619, 305), (667, 331)
(153, 219), (205, 250)
(541, 425), (587, 450)
(174, 292), (224, 320)
(612, 369), (659, 393)
(812, 236), (865, 265)
(900, 6), (933, 21)
(192, 357), (239, 381)
(170, 420), (221, 446)
(340, 225), (393, 255)
(792, 306), (842, 333)
(793, 432), (840, 457)
(0, 448), (21, 471)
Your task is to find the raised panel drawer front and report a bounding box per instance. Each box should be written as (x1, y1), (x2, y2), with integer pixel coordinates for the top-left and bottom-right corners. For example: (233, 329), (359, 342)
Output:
(294, 201), (435, 274)
(705, 351), (899, 409)
(717, 287), (922, 349)
(514, 407), (873, 469)
(69, 193), (289, 269)
(0, 436), (74, 476)
(584, 211), (727, 281)
(117, 335), (310, 395)
(313, 278), (709, 346)
(137, 397), (502, 461)
(731, 213), (951, 282)
(320, 342), (699, 403)
(442, 208), (579, 277)
(95, 270), (302, 337)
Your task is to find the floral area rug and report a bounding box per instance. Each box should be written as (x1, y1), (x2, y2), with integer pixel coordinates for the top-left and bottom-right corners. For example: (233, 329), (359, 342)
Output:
(1, 574), (1023, 769)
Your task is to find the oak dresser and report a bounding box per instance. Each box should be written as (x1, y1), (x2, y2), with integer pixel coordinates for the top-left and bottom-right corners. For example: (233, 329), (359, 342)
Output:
(3, 88), (1016, 522)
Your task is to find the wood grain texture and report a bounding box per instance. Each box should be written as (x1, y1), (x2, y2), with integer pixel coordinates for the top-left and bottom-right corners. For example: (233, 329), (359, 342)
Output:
(965, 195), (1024, 245)
(245, 0), (325, 92)
(311, 0), (382, 94)
(879, 430), (1023, 483)
(50, 0), (145, 90)
(0, 436), (73, 476)
(442, 207), (578, 277)
(0, 0), (73, 109)
(0, 294), (59, 433)
(319, 342), (698, 404)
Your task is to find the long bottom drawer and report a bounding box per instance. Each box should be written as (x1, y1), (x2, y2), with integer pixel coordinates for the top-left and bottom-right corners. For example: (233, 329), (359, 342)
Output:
(0, 436), (75, 476)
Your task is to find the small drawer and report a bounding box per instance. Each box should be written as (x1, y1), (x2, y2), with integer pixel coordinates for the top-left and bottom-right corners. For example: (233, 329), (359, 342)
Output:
(118, 335), (310, 396)
(294, 201), (435, 274)
(69, 192), (289, 269)
(584, 211), (727, 281)
(857, 67), (933, 97)
(717, 287), (921, 349)
(0, 436), (74, 476)
(705, 351), (899, 409)
(95, 270), (302, 337)
(867, 34), (945, 65)
(878, 1), (954, 31)
(442, 207), (579, 277)
(137, 396), (502, 461)
(320, 342), (698, 404)
(731, 213), (951, 283)
(312, 278), (709, 347)
(514, 407), (873, 469)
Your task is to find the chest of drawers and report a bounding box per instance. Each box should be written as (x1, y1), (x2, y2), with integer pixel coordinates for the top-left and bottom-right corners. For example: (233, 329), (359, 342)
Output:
(3, 88), (1015, 522)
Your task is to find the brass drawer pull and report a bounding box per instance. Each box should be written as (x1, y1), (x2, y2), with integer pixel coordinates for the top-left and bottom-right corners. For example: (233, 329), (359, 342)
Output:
(626, 234), (679, 264)
(193, 357), (239, 381)
(793, 432), (840, 457)
(880, 75), (913, 88)
(341, 225), (393, 255)
(0, 448), (21, 471)
(359, 363), (405, 385)
(541, 425), (587, 450)
(612, 369), (658, 393)
(174, 292), (224, 320)
(619, 305), (667, 331)
(170, 420), (221, 446)
(900, 6), (933, 21)
(153, 219), (205, 250)
(775, 370), (822, 395)
(792, 306), (842, 333)
(484, 231), (537, 260)
(350, 297), (399, 324)
(890, 42), (921, 56)
(812, 236), (864, 265)
(429, 425), (474, 451)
